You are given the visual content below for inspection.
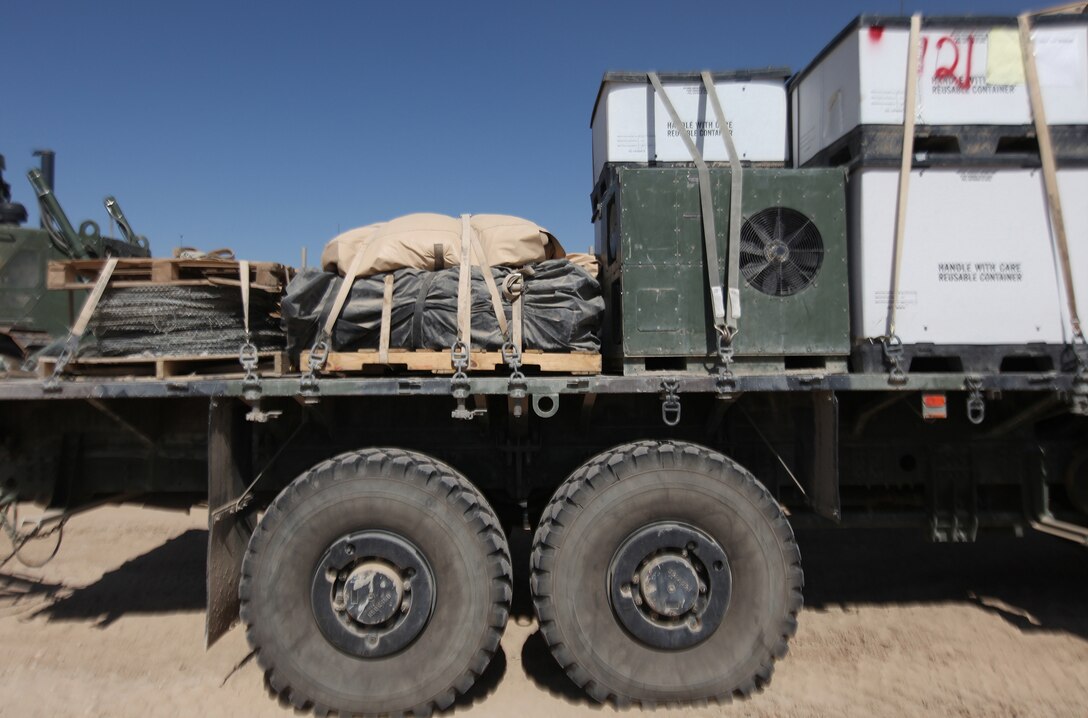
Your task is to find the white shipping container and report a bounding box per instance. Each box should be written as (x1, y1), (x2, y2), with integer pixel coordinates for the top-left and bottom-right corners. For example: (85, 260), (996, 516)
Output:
(791, 16), (1088, 166)
(848, 167), (1088, 346)
(591, 70), (789, 184)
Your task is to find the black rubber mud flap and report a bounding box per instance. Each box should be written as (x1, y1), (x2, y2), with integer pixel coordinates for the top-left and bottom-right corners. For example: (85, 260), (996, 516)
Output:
(206, 397), (254, 647)
(811, 391), (841, 522)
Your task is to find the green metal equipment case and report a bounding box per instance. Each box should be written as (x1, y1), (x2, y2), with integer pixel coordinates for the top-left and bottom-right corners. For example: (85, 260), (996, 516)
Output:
(595, 166), (850, 373)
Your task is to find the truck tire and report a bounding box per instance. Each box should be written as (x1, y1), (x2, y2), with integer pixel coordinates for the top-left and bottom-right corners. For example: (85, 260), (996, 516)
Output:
(530, 440), (803, 707)
(240, 448), (512, 717)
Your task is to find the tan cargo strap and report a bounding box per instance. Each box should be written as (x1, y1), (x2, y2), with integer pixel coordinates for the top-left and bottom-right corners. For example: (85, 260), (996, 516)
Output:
(701, 71), (743, 337)
(648, 72), (729, 338)
(450, 216), (475, 418)
(456, 214), (473, 352)
(324, 251), (366, 341)
(44, 257), (119, 388)
(1019, 13), (1084, 345)
(468, 231), (510, 339)
(500, 269), (528, 411)
(238, 260), (260, 386)
(304, 250), (366, 382)
(239, 261), (251, 337)
(884, 14), (923, 384)
(379, 274), (394, 363)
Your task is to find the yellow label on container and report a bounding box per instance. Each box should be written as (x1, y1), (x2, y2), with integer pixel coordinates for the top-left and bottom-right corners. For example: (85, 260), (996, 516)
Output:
(987, 28), (1026, 85)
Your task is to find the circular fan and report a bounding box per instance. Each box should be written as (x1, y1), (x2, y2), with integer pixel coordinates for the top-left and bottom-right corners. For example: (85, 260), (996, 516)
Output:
(739, 207), (824, 297)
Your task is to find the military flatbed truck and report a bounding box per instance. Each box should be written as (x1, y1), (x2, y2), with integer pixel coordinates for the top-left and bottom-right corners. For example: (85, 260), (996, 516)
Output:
(3, 323), (1087, 717)
(3, 73), (1088, 715)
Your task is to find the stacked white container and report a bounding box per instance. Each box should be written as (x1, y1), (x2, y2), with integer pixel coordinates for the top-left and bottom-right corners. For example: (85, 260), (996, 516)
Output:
(590, 69), (791, 238)
(789, 14), (1088, 373)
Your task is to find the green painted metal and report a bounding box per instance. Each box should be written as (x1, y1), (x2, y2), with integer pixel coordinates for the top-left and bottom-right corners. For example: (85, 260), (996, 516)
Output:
(0, 225), (79, 340)
(597, 166), (850, 362)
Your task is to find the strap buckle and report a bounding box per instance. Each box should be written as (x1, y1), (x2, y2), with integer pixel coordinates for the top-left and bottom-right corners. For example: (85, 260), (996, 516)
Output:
(501, 341), (528, 417)
(883, 335), (907, 385)
(965, 377), (986, 425)
(450, 341), (484, 420)
(660, 378), (682, 427)
(43, 337), (79, 392)
(239, 336), (261, 398)
(715, 329), (737, 397)
(299, 336), (329, 400)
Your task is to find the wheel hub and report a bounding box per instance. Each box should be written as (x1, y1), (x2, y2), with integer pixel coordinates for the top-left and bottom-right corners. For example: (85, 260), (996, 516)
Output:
(609, 522), (732, 650)
(638, 554), (699, 617)
(311, 531), (435, 658)
(344, 561), (404, 626)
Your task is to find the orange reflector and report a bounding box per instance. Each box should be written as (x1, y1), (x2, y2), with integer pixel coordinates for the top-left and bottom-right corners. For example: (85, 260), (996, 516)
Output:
(921, 393), (948, 420)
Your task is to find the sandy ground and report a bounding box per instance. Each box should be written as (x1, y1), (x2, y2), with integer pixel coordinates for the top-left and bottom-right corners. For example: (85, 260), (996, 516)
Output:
(1, 505), (1087, 718)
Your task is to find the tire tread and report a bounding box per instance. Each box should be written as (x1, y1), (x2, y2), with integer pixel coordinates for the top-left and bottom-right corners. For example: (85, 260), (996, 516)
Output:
(240, 448), (511, 718)
(530, 440), (804, 707)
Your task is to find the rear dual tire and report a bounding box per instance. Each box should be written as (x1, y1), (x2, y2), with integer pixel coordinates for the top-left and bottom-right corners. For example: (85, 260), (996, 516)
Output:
(531, 440), (803, 706)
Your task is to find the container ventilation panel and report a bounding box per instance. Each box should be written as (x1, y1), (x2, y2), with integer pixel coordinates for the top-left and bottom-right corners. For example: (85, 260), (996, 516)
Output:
(740, 206), (824, 297)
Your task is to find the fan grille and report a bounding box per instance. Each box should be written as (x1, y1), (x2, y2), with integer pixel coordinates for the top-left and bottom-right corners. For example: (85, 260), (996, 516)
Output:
(739, 207), (824, 297)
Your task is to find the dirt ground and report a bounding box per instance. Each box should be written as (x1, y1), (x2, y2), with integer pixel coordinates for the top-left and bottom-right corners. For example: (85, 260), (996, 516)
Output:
(1, 505), (1087, 718)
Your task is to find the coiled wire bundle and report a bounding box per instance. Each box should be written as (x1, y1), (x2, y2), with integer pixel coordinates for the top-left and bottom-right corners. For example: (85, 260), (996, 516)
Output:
(77, 285), (284, 357)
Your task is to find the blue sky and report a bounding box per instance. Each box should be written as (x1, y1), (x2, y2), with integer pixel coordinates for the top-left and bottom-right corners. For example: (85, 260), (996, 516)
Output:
(3, 0), (1032, 266)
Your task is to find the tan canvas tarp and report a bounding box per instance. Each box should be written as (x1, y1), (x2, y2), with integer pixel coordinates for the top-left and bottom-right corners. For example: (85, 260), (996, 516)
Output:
(321, 213), (568, 277)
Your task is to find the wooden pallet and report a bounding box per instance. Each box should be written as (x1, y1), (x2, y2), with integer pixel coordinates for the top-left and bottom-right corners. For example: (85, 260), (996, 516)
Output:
(37, 351), (289, 380)
(303, 349), (601, 375)
(613, 353), (849, 376)
(47, 259), (290, 292)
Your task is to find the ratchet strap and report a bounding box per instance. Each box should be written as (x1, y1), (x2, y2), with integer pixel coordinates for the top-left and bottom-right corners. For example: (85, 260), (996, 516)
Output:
(321, 250), (366, 347)
(647, 72), (733, 337)
(454, 214), (511, 352)
(72, 257), (118, 339)
(45, 257), (119, 385)
(701, 70), (743, 334)
(1019, 13), (1083, 340)
(885, 14), (922, 342)
(502, 271), (527, 355)
(468, 230), (510, 339)
(237, 260), (262, 387)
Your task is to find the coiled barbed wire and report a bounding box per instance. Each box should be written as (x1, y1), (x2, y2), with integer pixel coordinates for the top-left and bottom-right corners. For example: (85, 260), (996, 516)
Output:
(77, 286), (284, 357)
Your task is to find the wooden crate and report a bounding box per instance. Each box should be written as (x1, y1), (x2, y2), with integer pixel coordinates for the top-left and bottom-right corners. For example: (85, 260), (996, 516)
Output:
(303, 349), (601, 375)
(47, 258), (290, 292)
(37, 352), (289, 380)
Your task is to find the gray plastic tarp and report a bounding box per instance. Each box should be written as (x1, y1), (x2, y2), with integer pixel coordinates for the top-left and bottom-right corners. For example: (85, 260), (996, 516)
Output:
(282, 259), (603, 359)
